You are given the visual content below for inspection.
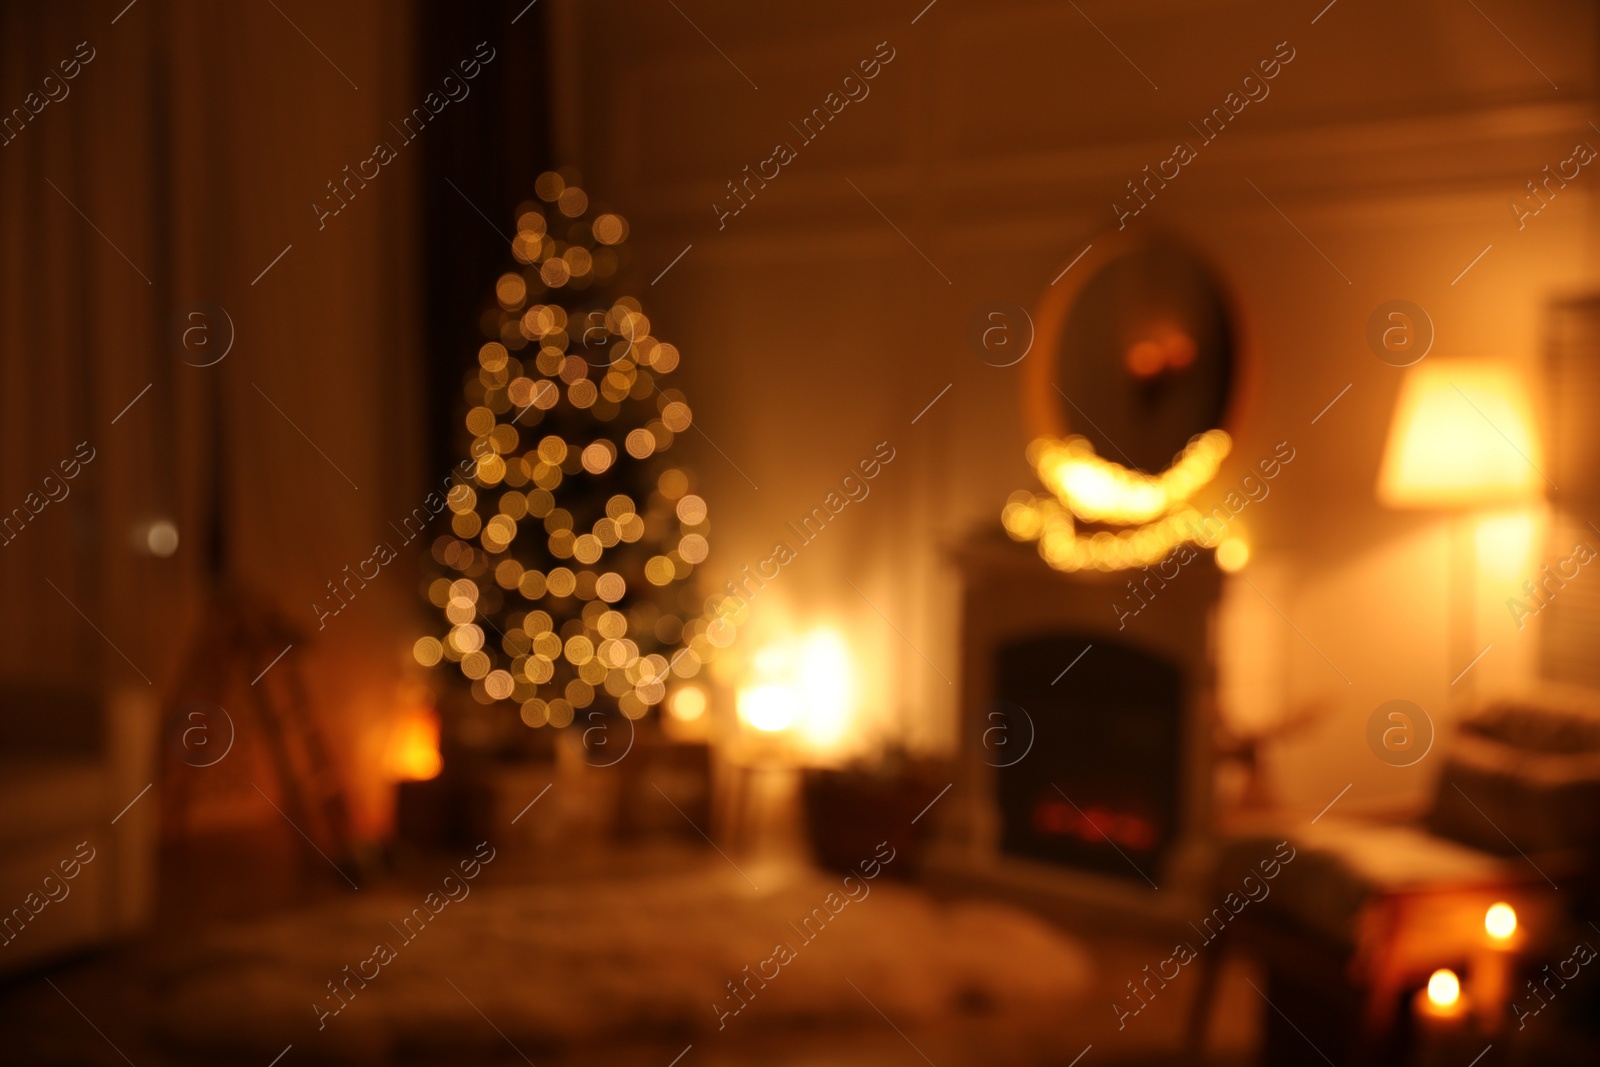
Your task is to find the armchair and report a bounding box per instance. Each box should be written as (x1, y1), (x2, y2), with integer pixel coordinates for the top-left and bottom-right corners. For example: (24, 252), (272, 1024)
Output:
(1191, 684), (1600, 1065)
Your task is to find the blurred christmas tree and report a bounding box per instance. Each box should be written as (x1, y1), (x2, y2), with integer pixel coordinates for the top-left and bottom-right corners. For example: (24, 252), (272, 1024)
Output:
(413, 170), (736, 730)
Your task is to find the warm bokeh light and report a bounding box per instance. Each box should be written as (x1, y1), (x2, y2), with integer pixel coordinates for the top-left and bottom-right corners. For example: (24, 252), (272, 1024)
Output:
(1215, 537), (1249, 573)
(667, 683), (707, 722)
(1427, 968), (1461, 1008)
(144, 519), (179, 557)
(1485, 902), (1517, 941)
(1474, 511), (1537, 579)
(1378, 360), (1543, 509)
(1123, 326), (1197, 379)
(1033, 430), (1231, 525)
(735, 629), (859, 754)
(1003, 490), (1219, 572)
(415, 174), (741, 722)
(794, 629), (854, 753)
(1003, 429), (1232, 574)
(739, 684), (798, 732)
(388, 707), (442, 781)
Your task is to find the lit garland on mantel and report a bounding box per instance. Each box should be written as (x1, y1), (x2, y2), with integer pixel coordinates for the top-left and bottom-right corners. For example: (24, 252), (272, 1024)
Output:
(1003, 429), (1232, 572)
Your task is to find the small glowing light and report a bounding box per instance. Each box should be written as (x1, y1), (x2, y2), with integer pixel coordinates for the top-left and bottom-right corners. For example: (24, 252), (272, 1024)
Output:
(669, 685), (707, 722)
(740, 684), (798, 732)
(625, 428), (654, 458)
(645, 556), (676, 585)
(521, 698), (549, 727)
(484, 669), (515, 700)
(388, 708), (442, 781)
(676, 494), (707, 524)
(495, 274), (526, 309)
(1126, 340), (1165, 378)
(581, 440), (616, 474)
(535, 171), (564, 201)
(1215, 538), (1249, 572)
(145, 519), (179, 557)
(1426, 969), (1461, 1008)
(540, 258), (571, 287)
(557, 187), (588, 217)
(1485, 902), (1517, 940)
(661, 401), (693, 432)
(593, 213), (628, 245)
(652, 343), (681, 373)
(659, 469), (689, 498)
(564, 246), (593, 276)
(546, 568), (576, 597)
(678, 534), (709, 564)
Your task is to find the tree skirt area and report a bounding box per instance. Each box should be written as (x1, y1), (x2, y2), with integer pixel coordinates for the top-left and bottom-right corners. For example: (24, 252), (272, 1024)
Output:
(146, 865), (1095, 1066)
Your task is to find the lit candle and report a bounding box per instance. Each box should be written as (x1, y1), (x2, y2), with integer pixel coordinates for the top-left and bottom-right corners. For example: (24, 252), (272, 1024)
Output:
(1413, 969), (1473, 1064)
(1421, 968), (1464, 1018)
(1472, 902), (1519, 1033)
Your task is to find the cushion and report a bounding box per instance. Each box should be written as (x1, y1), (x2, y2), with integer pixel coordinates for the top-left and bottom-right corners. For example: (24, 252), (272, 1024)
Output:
(1221, 820), (1512, 945)
(1427, 684), (1600, 856)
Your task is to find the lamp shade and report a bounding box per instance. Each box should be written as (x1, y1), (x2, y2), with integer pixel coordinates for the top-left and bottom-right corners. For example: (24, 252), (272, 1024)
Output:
(1377, 360), (1543, 509)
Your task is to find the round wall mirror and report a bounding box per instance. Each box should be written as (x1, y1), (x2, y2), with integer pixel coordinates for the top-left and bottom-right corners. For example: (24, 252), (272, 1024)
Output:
(1024, 233), (1240, 473)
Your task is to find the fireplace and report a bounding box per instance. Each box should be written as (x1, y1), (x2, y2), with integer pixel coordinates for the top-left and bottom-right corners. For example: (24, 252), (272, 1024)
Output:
(925, 531), (1220, 918)
(994, 635), (1183, 884)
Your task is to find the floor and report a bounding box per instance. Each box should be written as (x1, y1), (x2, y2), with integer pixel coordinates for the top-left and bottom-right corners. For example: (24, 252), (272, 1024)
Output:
(0, 830), (1263, 1066)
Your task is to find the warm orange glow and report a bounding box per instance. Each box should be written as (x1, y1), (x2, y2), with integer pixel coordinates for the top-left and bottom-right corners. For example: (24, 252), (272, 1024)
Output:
(1485, 902), (1517, 941)
(1378, 361), (1543, 509)
(1474, 511), (1537, 578)
(794, 629), (854, 752)
(1126, 340), (1165, 378)
(1215, 537), (1249, 573)
(668, 684), (707, 722)
(388, 708), (443, 781)
(1032, 430), (1231, 525)
(1124, 326), (1197, 378)
(1004, 429), (1232, 573)
(1427, 968), (1461, 1008)
(738, 684), (797, 732)
(735, 629), (858, 754)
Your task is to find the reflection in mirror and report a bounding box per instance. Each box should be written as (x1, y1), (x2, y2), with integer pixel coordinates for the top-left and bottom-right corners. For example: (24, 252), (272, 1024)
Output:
(1055, 239), (1234, 474)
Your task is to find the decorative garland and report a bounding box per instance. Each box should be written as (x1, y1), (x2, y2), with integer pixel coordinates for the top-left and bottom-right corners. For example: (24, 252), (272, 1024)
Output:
(1003, 430), (1232, 572)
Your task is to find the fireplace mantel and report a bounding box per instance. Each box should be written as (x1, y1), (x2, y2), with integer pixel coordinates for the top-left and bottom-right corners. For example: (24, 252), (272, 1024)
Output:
(923, 528), (1222, 928)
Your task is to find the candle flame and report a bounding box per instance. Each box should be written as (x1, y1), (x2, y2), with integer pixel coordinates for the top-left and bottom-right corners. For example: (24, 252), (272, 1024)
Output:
(1485, 902), (1517, 941)
(1427, 969), (1460, 1008)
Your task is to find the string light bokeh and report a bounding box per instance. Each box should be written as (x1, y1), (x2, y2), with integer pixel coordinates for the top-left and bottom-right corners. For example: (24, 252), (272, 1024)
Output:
(415, 172), (738, 727)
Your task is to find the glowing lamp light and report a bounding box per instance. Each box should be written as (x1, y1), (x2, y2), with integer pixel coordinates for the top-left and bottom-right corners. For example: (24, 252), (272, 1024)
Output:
(1474, 512), (1537, 579)
(739, 684), (798, 733)
(1378, 361), (1542, 510)
(388, 708), (442, 782)
(1485, 902), (1517, 941)
(1427, 968), (1461, 1009)
(735, 629), (858, 758)
(794, 629), (854, 752)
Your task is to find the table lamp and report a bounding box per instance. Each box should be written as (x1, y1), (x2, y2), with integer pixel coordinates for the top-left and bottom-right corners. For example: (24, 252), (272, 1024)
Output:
(1376, 360), (1542, 692)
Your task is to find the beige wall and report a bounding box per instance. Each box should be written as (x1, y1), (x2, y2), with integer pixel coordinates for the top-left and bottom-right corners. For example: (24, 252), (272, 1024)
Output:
(564, 0), (1600, 811)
